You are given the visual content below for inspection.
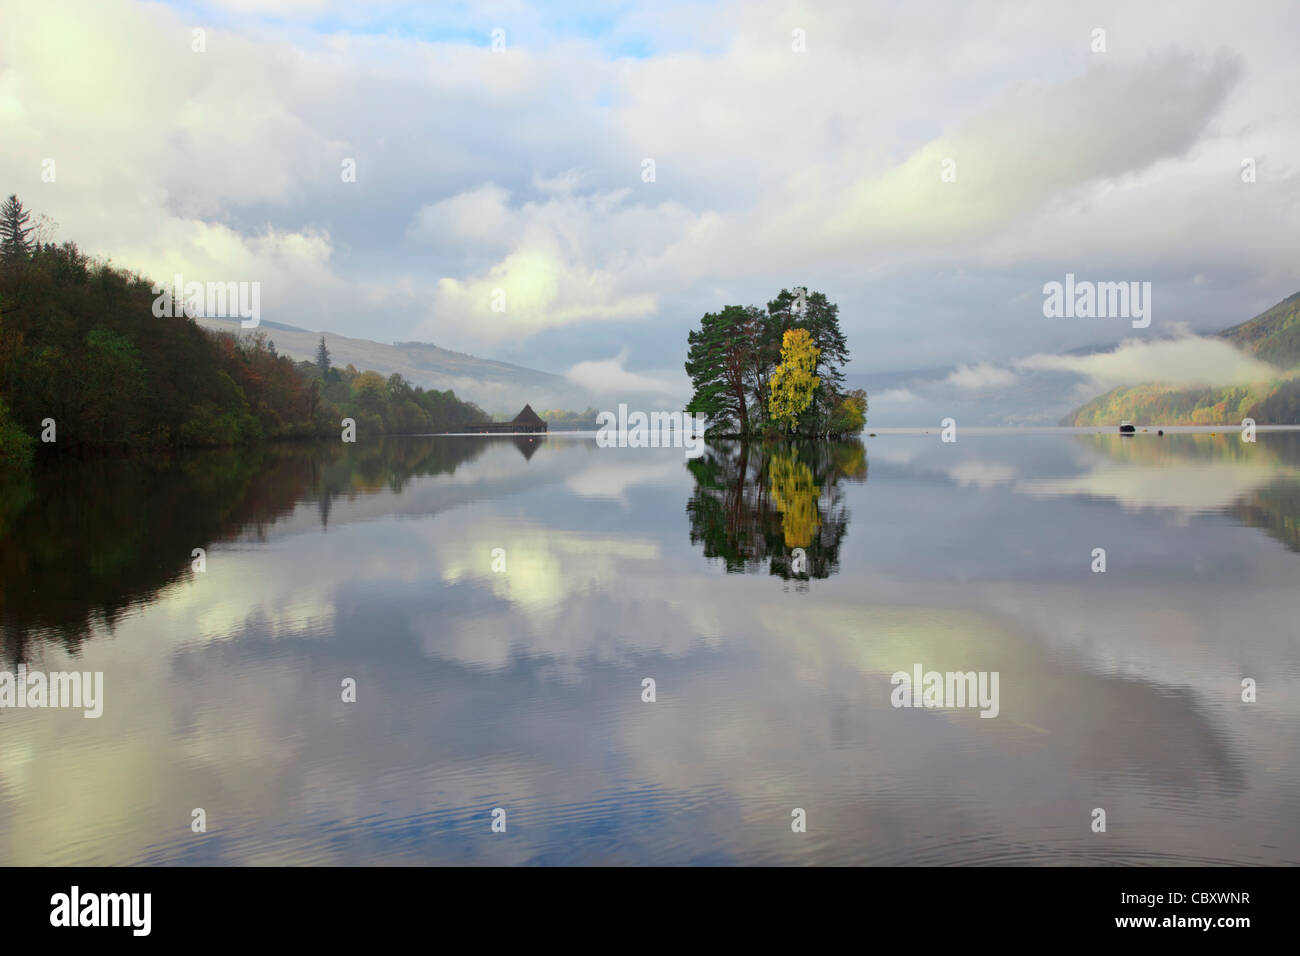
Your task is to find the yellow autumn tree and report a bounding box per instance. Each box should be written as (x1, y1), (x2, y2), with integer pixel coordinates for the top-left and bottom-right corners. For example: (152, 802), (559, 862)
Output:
(768, 447), (820, 548)
(768, 328), (820, 433)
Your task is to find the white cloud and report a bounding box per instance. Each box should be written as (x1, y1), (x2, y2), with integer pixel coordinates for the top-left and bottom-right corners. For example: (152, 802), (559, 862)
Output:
(430, 245), (657, 339)
(564, 350), (684, 397)
(406, 184), (514, 248)
(2, 0), (1297, 376)
(872, 388), (921, 404)
(411, 186), (710, 343)
(1015, 334), (1280, 388)
(945, 362), (1018, 390)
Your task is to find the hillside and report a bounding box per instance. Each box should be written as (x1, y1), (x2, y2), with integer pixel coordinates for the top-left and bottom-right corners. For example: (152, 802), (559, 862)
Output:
(1064, 382), (1280, 427)
(198, 318), (591, 415)
(1219, 291), (1300, 367)
(0, 226), (489, 461)
(1062, 292), (1300, 426)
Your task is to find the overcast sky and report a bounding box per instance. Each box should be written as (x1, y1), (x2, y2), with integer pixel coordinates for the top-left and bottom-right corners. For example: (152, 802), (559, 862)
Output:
(3, 0), (1297, 398)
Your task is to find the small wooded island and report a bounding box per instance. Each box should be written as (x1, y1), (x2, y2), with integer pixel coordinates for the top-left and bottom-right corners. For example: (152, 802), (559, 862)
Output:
(685, 287), (866, 438)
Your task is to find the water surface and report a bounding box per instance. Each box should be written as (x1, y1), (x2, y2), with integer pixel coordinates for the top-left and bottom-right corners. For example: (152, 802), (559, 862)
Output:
(1, 429), (1296, 865)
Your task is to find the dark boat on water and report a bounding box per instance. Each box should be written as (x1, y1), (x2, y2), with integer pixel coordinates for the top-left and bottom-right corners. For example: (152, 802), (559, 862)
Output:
(1119, 421), (1136, 435)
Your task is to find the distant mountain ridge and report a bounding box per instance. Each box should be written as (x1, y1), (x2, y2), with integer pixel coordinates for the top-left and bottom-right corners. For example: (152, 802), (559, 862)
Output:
(1063, 291), (1300, 426)
(197, 318), (594, 414)
(1218, 291), (1300, 368)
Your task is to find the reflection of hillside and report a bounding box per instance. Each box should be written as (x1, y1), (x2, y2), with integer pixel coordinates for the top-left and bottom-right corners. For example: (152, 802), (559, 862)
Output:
(1077, 430), (1300, 467)
(311, 436), (499, 525)
(1229, 480), (1300, 552)
(686, 440), (865, 580)
(1024, 432), (1300, 551)
(0, 437), (500, 658)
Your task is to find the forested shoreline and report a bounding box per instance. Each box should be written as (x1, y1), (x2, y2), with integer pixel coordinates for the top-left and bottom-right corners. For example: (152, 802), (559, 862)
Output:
(0, 195), (489, 472)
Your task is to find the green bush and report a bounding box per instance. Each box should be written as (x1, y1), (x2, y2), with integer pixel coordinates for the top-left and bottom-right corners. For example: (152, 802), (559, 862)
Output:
(0, 395), (34, 472)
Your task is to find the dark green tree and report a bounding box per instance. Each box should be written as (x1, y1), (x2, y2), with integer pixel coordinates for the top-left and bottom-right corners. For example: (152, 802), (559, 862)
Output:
(315, 335), (330, 374)
(0, 195), (34, 265)
(0, 218), (502, 456)
(685, 304), (762, 435)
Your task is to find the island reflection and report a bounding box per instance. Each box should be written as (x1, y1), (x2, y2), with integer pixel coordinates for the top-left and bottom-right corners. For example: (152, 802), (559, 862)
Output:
(685, 439), (867, 581)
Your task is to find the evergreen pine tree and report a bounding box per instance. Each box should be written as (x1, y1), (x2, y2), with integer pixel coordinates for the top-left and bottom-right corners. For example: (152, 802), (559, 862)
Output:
(0, 195), (34, 264)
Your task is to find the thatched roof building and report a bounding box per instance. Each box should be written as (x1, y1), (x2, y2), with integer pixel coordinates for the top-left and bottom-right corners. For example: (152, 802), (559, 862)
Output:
(453, 405), (548, 434)
(512, 404), (545, 428)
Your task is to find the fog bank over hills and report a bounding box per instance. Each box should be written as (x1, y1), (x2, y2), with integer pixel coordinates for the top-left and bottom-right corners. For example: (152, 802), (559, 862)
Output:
(198, 317), (599, 415)
(194, 315), (1157, 427)
(201, 289), (1300, 428)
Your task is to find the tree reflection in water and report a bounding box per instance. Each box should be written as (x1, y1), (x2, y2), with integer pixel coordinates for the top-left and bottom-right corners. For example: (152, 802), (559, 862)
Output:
(686, 439), (866, 583)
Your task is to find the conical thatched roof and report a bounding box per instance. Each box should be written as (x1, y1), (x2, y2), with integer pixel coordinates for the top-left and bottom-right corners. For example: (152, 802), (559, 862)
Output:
(512, 404), (545, 426)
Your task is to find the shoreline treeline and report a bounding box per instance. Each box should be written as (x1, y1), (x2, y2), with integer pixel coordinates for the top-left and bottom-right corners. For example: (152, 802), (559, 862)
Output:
(0, 195), (489, 471)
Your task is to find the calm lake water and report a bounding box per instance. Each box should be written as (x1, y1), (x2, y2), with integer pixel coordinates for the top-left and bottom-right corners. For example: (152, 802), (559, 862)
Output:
(1, 429), (1297, 865)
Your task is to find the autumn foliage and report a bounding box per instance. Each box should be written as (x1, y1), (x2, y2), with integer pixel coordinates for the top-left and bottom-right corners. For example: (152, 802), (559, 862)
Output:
(0, 198), (488, 459)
